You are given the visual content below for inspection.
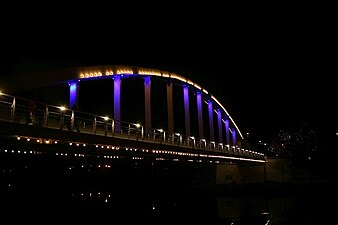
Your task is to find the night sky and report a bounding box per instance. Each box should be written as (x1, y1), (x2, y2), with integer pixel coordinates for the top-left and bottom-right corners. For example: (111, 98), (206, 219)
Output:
(1, 6), (336, 149)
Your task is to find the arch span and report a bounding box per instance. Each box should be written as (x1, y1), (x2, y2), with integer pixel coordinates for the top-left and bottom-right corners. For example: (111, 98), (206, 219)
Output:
(0, 65), (244, 141)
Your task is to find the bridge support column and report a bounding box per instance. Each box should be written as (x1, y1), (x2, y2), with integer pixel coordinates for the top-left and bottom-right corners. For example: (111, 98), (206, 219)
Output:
(224, 118), (230, 146)
(114, 76), (121, 133)
(208, 100), (214, 141)
(69, 80), (79, 108)
(144, 76), (152, 135)
(183, 85), (191, 143)
(217, 109), (223, 145)
(232, 128), (237, 146)
(166, 80), (174, 143)
(196, 91), (204, 140)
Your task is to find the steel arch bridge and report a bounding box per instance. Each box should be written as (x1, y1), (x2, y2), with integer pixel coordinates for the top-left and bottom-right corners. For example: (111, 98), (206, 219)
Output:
(0, 65), (265, 163)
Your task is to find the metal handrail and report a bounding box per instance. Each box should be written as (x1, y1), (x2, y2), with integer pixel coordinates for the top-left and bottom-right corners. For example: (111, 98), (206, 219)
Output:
(0, 92), (264, 159)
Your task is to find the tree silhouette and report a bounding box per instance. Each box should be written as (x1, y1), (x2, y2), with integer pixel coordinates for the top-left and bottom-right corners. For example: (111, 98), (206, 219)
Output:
(268, 121), (318, 166)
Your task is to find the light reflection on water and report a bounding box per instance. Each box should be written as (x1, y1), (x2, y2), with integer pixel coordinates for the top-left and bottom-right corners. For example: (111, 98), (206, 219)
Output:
(1, 151), (337, 224)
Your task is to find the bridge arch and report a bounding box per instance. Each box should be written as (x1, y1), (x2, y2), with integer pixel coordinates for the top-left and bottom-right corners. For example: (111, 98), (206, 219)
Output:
(0, 65), (244, 148)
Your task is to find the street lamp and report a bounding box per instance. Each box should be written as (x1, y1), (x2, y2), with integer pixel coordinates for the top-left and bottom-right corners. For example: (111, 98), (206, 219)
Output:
(175, 133), (182, 146)
(225, 144), (230, 153)
(103, 116), (109, 137)
(59, 106), (67, 130)
(210, 141), (215, 150)
(135, 123), (143, 141)
(218, 143), (223, 152)
(189, 136), (195, 147)
(200, 139), (206, 149)
(154, 128), (164, 143)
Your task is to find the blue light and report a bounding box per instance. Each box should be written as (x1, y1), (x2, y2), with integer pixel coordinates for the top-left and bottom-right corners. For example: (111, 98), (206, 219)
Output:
(69, 81), (78, 107)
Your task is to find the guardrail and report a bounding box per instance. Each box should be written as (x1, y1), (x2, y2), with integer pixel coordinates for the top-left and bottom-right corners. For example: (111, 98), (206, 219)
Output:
(0, 91), (264, 159)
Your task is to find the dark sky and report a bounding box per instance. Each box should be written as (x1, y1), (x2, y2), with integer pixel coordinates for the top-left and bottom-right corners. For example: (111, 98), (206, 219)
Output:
(1, 6), (336, 147)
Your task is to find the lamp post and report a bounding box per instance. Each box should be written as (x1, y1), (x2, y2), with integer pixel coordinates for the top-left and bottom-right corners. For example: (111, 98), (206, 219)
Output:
(158, 129), (164, 143)
(175, 133), (182, 146)
(225, 144), (230, 153)
(200, 139), (206, 149)
(218, 143), (223, 152)
(210, 141), (215, 150)
(189, 136), (195, 147)
(59, 106), (66, 130)
(103, 116), (109, 137)
(153, 129), (164, 143)
(135, 123), (142, 141)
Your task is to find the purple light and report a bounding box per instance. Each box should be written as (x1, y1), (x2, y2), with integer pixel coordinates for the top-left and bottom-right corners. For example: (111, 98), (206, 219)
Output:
(183, 85), (190, 138)
(225, 119), (230, 145)
(144, 76), (152, 131)
(144, 76), (151, 86)
(208, 100), (214, 141)
(196, 91), (204, 139)
(114, 75), (121, 133)
(69, 81), (78, 108)
(217, 109), (223, 143)
(232, 128), (237, 146)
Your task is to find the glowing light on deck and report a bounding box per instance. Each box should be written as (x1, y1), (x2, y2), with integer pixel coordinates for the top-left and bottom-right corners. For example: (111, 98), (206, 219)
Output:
(105, 70), (114, 75)
(187, 80), (194, 86)
(116, 68), (133, 74)
(170, 74), (186, 82)
(138, 70), (161, 76)
(193, 84), (202, 90)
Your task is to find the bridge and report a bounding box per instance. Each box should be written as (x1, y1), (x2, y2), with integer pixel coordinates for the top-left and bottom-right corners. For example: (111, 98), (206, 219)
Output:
(0, 65), (265, 164)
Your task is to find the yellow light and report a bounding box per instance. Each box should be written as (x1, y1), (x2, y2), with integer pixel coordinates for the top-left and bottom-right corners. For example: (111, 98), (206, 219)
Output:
(103, 116), (109, 121)
(170, 74), (186, 82)
(116, 68), (133, 74)
(187, 80), (194, 86)
(138, 70), (161, 76)
(59, 106), (66, 111)
(106, 71), (114, 76)
(194, 84), (202, 90)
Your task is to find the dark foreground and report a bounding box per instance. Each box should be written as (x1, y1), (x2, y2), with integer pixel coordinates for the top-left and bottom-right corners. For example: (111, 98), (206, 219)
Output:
(1, 148), (337, 225)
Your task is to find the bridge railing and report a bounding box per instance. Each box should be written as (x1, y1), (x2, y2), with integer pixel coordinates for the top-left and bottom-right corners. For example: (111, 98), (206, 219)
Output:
(0, 91), (264, 159)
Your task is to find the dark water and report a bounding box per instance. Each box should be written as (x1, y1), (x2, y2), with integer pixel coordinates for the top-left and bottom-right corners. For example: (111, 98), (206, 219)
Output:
(1, 150), (337, 225)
